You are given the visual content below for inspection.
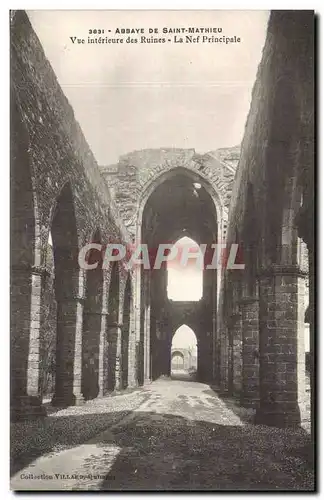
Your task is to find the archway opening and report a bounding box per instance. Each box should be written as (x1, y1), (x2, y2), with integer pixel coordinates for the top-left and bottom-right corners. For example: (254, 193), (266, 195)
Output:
(171, 351), (184, 370)
(141, 169), (218, 383)
(171, 325), (198, 376)
(167, 236), (203, 301)
(51, 182), (80, 407)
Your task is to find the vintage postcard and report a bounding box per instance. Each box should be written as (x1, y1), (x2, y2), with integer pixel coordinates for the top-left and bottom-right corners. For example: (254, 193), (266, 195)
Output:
(10, 9), (315, 491)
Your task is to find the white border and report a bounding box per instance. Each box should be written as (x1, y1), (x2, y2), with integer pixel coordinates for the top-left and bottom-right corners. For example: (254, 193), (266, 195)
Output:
(2, 2), (321, 499)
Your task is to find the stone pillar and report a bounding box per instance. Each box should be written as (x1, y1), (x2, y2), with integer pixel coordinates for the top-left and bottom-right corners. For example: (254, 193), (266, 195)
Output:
(165, 335), (172, 377)
(144, 306), (151, 383)
(239, 297), (259, 408)
(143, 271), (151, 383)
(212, 312), (218, 381)
(52, 269), (85, 407)
(11, 265), (47, 419)
(98, 272), (110, 396)
(127, 303), (137, 388)
(227, 312), (242, 397)
(219, 327), (229, 392)
(135, 265), (144, 386)
(308, 246), (314, 437)
(82, 310), (102, 399)
(107, 322), (123, 391)
(97, 310), (109, 396)
(115, 323), (123, 390)
(256, 265), (307, 427)
(232, 312), (243, 396)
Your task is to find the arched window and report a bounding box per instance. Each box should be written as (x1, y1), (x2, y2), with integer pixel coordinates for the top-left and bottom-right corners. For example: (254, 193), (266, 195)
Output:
(167, 237), (203, 301)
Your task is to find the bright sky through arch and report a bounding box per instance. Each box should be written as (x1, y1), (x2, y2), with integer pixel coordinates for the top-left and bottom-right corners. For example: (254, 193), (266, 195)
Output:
(172, 324), (197, 354)
(167, 237), (203, 301)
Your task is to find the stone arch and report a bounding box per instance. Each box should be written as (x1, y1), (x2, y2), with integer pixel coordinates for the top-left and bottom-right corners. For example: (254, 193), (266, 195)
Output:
(171, 317), (199, 340)
(11, 90), (44, 417)
(50, 181), (82, 407)
(172, 323), (198, 343)
(82, 228), (104, 400)
(256, 78), (308, 426)
(171, 324), (198, 373)
(264, 78), (301, 267)
(136, 166), (222, 385)
(136, 166), (223, 243)
(171, 350), (185, 370)
(171, 350), (185, 357)
(11, 95), (41, 269)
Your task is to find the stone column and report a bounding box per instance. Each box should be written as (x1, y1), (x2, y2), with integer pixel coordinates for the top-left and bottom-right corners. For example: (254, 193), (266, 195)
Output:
(52, 267), (85, 408)
(164, 335), (172, 377)
(115, 322), (123, 391)
(308, 246), (314, 436)
(212, 313), (218, 381)
(143, 270), (151, 383)
(127, 301), (137, 388)
(239, 297), (259, 408)
(219, 327), (229, 392)
(256, 265), (307, 427)
(52, 298), (85, 407)
(144, 304), (151, 383)
(135, 265), (144, 386)
(11, 265), (47, 419)
(232, 312), (243, 397)
(107, 322), (123, 391)
(97, 310), (109, 397)
(97, 271), (110, 397)
(227, 312), (242, 397)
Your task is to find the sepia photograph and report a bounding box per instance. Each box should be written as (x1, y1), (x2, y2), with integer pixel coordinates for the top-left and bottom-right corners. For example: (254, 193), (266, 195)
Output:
(10, 8), (315, 491)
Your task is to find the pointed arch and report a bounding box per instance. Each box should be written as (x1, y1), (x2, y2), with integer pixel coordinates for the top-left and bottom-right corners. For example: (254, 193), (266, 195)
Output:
(50, 181), (81, 406)
(171, 324), (198, 373)
(137, 166), (223, 234)
(11, 89), (43, 415)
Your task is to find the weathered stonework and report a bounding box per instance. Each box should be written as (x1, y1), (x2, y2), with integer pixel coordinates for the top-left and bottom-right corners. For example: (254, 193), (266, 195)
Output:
(218, 11), (314, 427)
(100, 146), (239, 240)
(10, 10), (314, 432)
(10, 11), (132, 419)
(171, 348), (197, 371)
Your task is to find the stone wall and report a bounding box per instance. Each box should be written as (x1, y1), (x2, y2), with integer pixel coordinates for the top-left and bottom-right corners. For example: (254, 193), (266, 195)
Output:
(11, 10), (130, 254)
(218, 11), (314, 426)
(100, 146), (239, 240)
(171, 348), (197, 371)
(10, 10), (134, 418)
